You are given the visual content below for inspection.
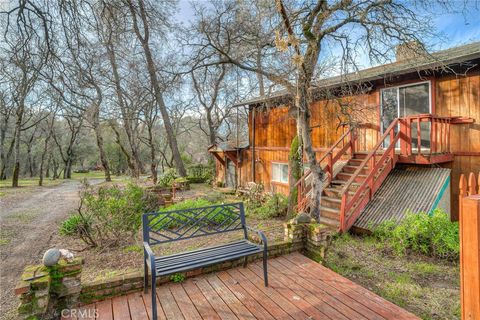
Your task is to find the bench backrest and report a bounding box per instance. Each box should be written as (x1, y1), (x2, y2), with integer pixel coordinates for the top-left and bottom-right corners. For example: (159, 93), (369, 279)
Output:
(143, 202), (247, 245)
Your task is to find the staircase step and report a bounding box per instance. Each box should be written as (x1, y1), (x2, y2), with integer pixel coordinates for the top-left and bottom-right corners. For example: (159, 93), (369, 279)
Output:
(348, 158), (365, 166)
(336, 172), (368, 183)
(330, 180), (360, 191)
(323, 187), (356, 198)
(320, 206), (340, 219)
(321, 196), (342, 210)
(318, 216), (340, 228)
(342, 165), (369, 174)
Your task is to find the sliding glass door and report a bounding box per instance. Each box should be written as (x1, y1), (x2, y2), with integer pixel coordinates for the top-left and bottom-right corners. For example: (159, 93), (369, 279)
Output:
(381, 82), (431, 150)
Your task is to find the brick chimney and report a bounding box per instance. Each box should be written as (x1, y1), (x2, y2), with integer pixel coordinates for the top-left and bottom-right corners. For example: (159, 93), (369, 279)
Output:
(396, 41), (427, 62)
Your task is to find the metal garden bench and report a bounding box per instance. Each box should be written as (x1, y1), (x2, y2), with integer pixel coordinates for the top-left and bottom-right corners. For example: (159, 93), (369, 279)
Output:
(142, 202), (268, 320)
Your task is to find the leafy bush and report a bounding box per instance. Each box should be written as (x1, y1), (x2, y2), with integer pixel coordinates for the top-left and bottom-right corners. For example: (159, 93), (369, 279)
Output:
(157, 168), (178, 187)
(59, 214), (90, 236)
(187, 164), (214, 183)
(170, 273), (186, 283)
(373, 209), (459, 259)
(246, 192), (288, 219)
(60, 183), (157, 248)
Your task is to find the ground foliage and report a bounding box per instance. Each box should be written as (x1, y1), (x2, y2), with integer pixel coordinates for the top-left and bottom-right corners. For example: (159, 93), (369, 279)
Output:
(60, 182), (157, 248)
(372, 209), (459, 260)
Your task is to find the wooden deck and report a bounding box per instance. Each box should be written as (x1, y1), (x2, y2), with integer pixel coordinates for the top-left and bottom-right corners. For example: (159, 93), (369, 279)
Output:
(76, 253), (419, 319)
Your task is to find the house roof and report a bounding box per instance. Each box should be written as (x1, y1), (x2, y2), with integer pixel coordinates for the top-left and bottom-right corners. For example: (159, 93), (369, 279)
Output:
(237, 41), (480, 107)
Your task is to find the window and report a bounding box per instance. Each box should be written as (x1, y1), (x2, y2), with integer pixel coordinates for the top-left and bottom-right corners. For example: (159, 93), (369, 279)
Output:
(381, 81), (431, 148)
(272, 163), (288, 184)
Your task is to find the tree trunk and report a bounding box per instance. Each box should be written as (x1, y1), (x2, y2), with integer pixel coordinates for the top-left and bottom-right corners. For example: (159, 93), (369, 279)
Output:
(12, 104), (24, 187)
(94, 123), (111, 182)
(128, 0), (186, 177)
(296, 87), (324, 221)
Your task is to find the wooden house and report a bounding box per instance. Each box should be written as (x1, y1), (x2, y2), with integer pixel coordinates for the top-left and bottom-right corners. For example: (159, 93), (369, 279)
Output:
(209, 42), (480, 232)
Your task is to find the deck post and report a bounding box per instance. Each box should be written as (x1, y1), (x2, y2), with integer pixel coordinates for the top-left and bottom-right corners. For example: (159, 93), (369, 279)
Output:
(460, 195), (480, 320)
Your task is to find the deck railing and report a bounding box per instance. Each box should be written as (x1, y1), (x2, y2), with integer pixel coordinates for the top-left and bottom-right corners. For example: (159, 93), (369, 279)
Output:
(399, 114), (452, 156)
(296, 125), (357, 213)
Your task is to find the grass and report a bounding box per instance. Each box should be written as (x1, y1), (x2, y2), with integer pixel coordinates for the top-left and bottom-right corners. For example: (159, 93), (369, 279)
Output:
(0, 178), (63, 188)
(323, 233), (460, 320)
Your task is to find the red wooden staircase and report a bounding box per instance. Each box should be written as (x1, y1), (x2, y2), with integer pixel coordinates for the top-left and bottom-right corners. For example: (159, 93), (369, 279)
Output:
(296, 114), (461, 232)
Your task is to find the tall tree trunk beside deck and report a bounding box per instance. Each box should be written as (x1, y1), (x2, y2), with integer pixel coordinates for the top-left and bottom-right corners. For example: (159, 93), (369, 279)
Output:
(127, 0), (186, 177)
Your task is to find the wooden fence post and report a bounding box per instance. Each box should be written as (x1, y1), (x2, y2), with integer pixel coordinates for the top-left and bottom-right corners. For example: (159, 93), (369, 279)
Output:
(460, 172), (480, 319)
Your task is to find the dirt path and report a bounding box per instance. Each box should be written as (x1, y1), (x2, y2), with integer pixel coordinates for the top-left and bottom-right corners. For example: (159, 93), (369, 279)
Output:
(0, 180), (101, 319)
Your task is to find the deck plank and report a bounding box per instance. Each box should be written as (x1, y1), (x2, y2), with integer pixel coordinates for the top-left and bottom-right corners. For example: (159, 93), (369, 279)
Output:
(270, 257), (384, 320)
(206, 274), (256, 320)
(142, 291), (167, 320)
(239, 266), (329, 319)
(169, 282), (202, 320)
(228, 268), (308, 320)
(216, 271), (277, 320)
(194, 277), (238, 320)
(264, 260), (357, 320)
(182, 279), (221, 320)
(156, 286), (185, 320)
(127, 292), (149, 320)
(112, 296), (131, 320)
(95, 300), (113, 320)
(283, 253), (419, 320)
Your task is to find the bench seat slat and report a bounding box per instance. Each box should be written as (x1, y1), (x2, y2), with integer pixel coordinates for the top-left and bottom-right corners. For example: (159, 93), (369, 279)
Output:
(156, 245), (260, 271)
(155, 240), (262, 276)
(155, 240), (254, 265)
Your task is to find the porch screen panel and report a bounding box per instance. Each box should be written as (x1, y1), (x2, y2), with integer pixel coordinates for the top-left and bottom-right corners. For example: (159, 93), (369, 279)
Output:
(399, 83), (430, 149)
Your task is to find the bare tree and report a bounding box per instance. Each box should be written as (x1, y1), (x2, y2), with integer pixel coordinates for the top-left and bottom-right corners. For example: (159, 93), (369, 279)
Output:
(125, 0), (187, 177)
(190, 0), (448, 219)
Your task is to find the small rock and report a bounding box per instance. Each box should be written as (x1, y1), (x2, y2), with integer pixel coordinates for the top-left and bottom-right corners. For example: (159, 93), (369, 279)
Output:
(43, 248), (61, 266)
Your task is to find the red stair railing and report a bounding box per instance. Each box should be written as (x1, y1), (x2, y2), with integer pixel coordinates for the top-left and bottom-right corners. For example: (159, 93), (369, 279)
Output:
(339, 119), (401, 232)
(296, 125), (357, 212)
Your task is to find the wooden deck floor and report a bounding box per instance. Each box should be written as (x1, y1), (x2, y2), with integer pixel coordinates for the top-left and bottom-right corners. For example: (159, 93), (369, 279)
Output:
(76, 253), (419, 319)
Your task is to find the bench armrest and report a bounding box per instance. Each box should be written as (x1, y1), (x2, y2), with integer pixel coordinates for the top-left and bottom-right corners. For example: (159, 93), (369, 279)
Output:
(143, 242), (156, 271)
(246, 226), (268, 249)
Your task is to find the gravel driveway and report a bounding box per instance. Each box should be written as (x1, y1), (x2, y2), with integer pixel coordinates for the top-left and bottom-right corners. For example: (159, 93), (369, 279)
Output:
(0, 180), (101, 320)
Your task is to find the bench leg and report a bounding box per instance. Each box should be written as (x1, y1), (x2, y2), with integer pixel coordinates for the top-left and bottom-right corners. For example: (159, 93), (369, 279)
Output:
(144, 260), (148, 294)
(263, 250), (268, 287)
(151, 272), (157, 320)
(243, 256), (248, 268)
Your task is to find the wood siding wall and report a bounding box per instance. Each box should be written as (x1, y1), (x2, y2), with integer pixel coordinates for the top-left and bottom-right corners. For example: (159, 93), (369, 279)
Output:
(437, 74), (480, 220)
(214, 73), (480, 220)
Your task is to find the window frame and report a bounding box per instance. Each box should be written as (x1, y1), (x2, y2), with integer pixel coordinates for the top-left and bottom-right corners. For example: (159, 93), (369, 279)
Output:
(380, 80), (432, 134)
(271, 162), (289, 184)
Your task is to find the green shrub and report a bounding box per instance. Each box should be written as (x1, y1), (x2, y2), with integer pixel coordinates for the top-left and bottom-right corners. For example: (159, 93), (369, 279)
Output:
(59, 214), (90, 236)
(246, 193), (288, 219)
(60, 183), (157, 248)
(170, 273), (186, 283)
(373, 209), (459, 259)
(158, 168), (178, 187)
(187, 164), (214, 183)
